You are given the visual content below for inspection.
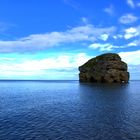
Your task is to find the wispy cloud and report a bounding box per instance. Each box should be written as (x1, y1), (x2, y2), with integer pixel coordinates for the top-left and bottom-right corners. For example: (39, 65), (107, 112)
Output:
(127, 39), (140, 47)
(119, 14), (138, 24)
(0, 24), (116, 53)
(127, 0), (135, 8)
(0, 22), (8, 32)
(104, 4), (115, 16)
(126, 0), (140, 8)
(137, 2), (140, 7)
(0, 22), (16, 33)
(81, 17), (89, 24)
(89, 43), (123, 51)
(62, 0), (80, 10)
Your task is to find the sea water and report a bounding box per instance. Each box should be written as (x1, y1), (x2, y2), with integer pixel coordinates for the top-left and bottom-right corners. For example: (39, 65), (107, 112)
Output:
(0, 80), (140, 140)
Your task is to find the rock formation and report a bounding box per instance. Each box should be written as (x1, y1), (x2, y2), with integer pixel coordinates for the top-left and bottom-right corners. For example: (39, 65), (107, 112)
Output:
(79, 53), (129, 83)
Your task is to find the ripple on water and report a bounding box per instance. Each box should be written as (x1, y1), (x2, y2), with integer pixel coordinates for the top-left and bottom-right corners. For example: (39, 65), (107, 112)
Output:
(0, 81), (140, 140)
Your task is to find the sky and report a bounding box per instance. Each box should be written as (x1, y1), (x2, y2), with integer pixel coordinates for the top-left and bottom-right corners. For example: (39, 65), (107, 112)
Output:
(0, 0), (140, 80)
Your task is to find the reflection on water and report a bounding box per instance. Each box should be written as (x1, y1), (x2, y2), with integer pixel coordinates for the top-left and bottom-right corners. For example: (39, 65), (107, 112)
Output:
(0, 80), (140, 140)
(79, 82), (140, 140)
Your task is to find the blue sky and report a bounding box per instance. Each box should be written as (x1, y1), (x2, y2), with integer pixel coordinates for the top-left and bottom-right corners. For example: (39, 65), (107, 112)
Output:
(0, 0), (140, 80)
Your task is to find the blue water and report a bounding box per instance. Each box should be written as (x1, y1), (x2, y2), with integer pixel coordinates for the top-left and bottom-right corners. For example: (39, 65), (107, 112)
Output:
(0, 80), (140, 140)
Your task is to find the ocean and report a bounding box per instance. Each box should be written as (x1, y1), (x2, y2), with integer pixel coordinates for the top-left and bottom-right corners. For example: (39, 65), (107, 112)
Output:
(0, 80), (140, 140)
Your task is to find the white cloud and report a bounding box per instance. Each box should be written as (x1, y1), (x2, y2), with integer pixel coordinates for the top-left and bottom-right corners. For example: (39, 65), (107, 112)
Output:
(124, 27), (139, 39)
(89, 43), (122, 51)
(100, 34), (109, 41)
(113, 34), (123, 39)
(104, 4), (114, 15)
(0, 24), (116, 53)
(124, 26), (140, 44)
(127, 0), (135, 8)
(0, 53), (91, 79)
(119, 14), (138, 24)
(119, 50), (140, 80)
(119, 50), (140, 65)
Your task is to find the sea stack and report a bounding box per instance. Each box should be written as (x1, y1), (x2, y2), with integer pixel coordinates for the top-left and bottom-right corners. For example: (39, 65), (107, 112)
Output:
(79, 53), (129, 83)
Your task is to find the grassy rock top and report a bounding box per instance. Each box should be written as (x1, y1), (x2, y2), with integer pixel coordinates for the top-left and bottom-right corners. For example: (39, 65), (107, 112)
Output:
(79, 53), (121, 70)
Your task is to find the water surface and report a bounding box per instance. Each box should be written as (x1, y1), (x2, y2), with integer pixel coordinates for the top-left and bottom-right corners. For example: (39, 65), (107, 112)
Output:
(0, 80), (140, 140)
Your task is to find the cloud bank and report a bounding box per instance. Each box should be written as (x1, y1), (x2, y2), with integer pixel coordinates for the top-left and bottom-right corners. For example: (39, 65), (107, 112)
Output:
(0, 24), (116, 53)
(0, 53), (91, 79)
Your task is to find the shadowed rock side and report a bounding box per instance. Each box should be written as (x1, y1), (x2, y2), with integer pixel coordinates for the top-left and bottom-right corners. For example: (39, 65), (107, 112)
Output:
(79, 53), (129, 83)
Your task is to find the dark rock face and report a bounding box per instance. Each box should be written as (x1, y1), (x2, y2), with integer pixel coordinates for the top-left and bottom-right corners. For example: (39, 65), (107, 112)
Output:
(79, 53), (129, 83)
